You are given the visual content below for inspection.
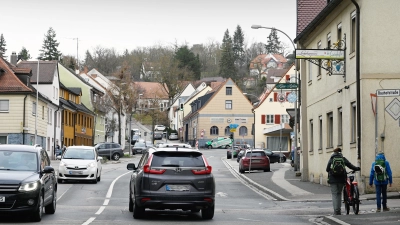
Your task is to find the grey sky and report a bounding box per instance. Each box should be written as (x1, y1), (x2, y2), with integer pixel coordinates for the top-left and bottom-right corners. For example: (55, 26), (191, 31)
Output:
(1, 0), (296, 60)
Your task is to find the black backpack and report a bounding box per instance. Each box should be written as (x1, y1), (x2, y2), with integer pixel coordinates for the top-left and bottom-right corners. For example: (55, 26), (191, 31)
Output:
(330, 155), (346, 176)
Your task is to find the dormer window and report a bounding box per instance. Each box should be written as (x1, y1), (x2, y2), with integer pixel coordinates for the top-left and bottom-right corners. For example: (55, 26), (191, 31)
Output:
(226, 87), (232, 95)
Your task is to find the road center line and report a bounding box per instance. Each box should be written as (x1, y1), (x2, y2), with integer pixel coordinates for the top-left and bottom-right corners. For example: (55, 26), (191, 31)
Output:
(95, 206), (106, 215)
(57, 184), (73, 202)
(82, 217), (96, 225)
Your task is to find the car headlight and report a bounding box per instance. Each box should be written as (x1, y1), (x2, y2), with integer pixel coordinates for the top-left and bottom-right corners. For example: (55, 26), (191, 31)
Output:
(19, 181), (39, 192)
(60, 161), (67, 167)
(87, 162), (96, 168)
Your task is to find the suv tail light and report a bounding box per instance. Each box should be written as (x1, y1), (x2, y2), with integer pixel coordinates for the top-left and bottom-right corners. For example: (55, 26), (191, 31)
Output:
(192, 155), (212, 175)
(143, 155), (166, 174)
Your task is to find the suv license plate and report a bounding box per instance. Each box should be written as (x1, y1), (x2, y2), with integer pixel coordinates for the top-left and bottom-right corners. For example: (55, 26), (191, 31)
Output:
(166, 185), (189, 192)
(0, 196), (5, 202)
(69, 171), (83, 175)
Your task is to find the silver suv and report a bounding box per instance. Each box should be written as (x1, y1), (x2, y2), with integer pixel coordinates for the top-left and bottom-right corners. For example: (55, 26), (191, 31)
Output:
(127, 146), (215, 219)
(94, 142), (124, 161)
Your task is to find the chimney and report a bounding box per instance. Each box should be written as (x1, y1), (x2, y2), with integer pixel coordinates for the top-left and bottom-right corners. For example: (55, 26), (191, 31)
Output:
(10, 52), (17, 65)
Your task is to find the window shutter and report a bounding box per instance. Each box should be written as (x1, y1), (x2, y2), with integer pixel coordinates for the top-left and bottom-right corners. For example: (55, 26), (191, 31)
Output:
(275, 115), (280, 124)
(274, 92), (278, 102)
(286, 92), (290, 97)
(261, 115), (266, 124)
(286, 75), (290, 81)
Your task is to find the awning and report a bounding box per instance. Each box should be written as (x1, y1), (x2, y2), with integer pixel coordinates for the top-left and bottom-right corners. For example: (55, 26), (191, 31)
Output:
(263, 123), (293, 135)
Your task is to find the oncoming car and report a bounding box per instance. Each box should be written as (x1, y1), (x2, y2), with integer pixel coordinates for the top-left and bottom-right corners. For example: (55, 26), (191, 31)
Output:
(127, 146), (215, 219)
(0, 144), (57, 221)
(57, 146), (102, 184)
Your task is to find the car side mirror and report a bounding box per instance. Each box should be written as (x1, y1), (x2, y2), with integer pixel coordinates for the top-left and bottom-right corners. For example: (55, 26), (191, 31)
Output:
(97, 156), (103, 161)
(127, 163), (136, 171)
(43, 166), (54, 173)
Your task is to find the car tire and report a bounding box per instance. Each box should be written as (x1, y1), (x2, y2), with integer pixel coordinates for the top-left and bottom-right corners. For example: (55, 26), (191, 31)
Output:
(133, 195), (145, 219)
(129, 192), (133, 212)
(45, 190), (56, 214)
(97, 174), (101, 182)
(208, 145), (212, 149)
(93, 172), (98, 184)
(31, 192), (43, 222)
(239, 166), (244, 173)
(201, 205), (214, 220)
(57, 178), (63, 184)
(227, 153), (231, 159)
(112, 153), (120, 161)
(264, 166), (271, 172)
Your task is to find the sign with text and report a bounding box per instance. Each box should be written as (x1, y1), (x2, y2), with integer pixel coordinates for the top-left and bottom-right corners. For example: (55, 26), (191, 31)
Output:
(210, 117), (224, 123)
(295, 49), (344, 60)
(376, 89), (400, 97)
(276, 83), (298, 89)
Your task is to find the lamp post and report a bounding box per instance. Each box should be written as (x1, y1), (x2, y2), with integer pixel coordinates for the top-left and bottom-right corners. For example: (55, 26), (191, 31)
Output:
(243, 93), (259, 149)
(251, 25), (300, 171)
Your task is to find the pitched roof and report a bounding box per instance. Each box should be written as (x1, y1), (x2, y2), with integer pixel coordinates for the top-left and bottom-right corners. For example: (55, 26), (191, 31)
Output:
(17, 60), (58, 84)
(249, 54), (288, 70)
(296, 0), (327, 36)
(0, 57), (32, 92)
(133, 81), (169, 99)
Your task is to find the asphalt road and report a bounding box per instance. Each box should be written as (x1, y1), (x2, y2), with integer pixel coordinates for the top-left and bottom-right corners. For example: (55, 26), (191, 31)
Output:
(1, 148), (339, 225)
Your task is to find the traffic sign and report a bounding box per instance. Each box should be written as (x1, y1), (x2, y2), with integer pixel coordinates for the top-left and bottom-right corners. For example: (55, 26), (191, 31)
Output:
(230, 128), (236, 132)
(276, 83), (298, 89)
(376, 89), (400, 97)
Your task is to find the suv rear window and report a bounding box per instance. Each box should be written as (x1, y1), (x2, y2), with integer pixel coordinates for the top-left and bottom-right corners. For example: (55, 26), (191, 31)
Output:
(151, 151), (205, 167)
(245, 151), (266, 157)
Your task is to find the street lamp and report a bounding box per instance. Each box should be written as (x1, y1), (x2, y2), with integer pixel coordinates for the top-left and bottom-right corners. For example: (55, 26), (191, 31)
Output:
(251, 24), (300, 172)
(243, 93), (259, 149)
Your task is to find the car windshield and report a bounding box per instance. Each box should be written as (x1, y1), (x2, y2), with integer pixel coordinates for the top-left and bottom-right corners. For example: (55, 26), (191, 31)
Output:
(0, 150), (38, 171)
(245, 151), (266, 157)
(63, 148), (95, 160)
(151, 152), (205, 167)
(135, 142), (146, 147)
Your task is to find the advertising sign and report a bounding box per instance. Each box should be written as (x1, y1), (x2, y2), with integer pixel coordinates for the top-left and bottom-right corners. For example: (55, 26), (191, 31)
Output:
(295, 49), (344, 60)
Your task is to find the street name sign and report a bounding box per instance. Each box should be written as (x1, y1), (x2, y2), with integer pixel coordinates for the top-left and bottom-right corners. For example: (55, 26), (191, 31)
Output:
(295, 49), (344, 60)
(276, 83), (298, 89)
(376, 89), (400, 97)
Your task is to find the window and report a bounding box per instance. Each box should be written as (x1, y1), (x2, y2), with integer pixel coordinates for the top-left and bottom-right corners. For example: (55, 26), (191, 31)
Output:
(0, 100), (9, 112)
(327, 112), (333, 148)
(351, 11), (356, 53)
(210, 126), (219, 135)
(239, 126), (248, 136)
(48, 108), (52, 124)
(327, 32), (331, 49)
(266, 114), (274, 124)
(42, 106), (45, 119)
(224, 126), (230, 136)
(308, 61), (312, 81)
(338, 108), (343, 146)
(225, 100), (232, 109)
(226, 87), (232, 95)
(309, 120), (314, 152)
(281, 114), (289, 124)
(266, 136), (288, 152)
(32, 102), (36, 115)
(56, 88), (58, 99)
(351, 102), (357, 143)
(319, 116), (322, 149)
(337, 23), (342, 47)
(317, 41), (322, 76)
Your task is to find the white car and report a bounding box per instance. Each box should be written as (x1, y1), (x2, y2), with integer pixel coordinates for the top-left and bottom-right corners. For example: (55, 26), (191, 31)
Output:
(57, 146), (102, 184)
(168, 133), (178, 140)
(154, 125), (166, 131)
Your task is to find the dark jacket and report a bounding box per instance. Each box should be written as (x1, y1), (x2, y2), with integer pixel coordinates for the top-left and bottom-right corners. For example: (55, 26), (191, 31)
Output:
(326, 152), (359, 184)
(369, 153), (392, 186)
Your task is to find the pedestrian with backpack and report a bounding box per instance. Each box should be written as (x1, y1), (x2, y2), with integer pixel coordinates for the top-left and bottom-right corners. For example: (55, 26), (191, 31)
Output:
(326, 147), (360, 215)
(369, 152), (392, 212)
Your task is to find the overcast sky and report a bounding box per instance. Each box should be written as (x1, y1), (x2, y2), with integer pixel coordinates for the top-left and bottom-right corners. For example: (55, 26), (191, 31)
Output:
(1, 0), (296, 61)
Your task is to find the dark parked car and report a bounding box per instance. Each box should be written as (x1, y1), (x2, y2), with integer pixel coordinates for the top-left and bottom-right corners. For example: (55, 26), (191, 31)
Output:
(132, 142), (147, 154)
(0, 144), (57, 221)
(153, 132), (163, 140)
(236, 149), (245, 162)
(131, 135), (140, 145)
(94, 142), (124, 160)
(238, 149), (270, 173)
(263, 149), (287, 163)
(127, 146), (215, 219)
(227, 146), (240, 159)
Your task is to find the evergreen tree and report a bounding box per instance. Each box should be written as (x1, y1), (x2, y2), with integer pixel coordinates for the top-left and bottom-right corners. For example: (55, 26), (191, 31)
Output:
(39, 27), (62, 60)
(219, 29), (237, 79)
(233, 25), (245, 65)
(0, 34), (7, 59)
(18, 47), (31, 60)
(265, 28), (283, 54)
(174, 45), (201, 80)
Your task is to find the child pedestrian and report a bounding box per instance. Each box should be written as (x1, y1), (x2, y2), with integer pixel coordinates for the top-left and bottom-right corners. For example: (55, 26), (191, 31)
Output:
(369, 152), (392, 212)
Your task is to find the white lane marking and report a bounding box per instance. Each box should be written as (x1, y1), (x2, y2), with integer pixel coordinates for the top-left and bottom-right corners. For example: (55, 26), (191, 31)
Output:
(81, 171), (131, 225)
(106, 171), (131, 198)
(103, 199), (110, 206)
(324, 216), (351, 225)
(95, 206), (106, 215)
(238, 218), (262, 222)
(82, 217), (96, 225)
(57, 184), (73, 202)
(271, 165), (312, 196)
